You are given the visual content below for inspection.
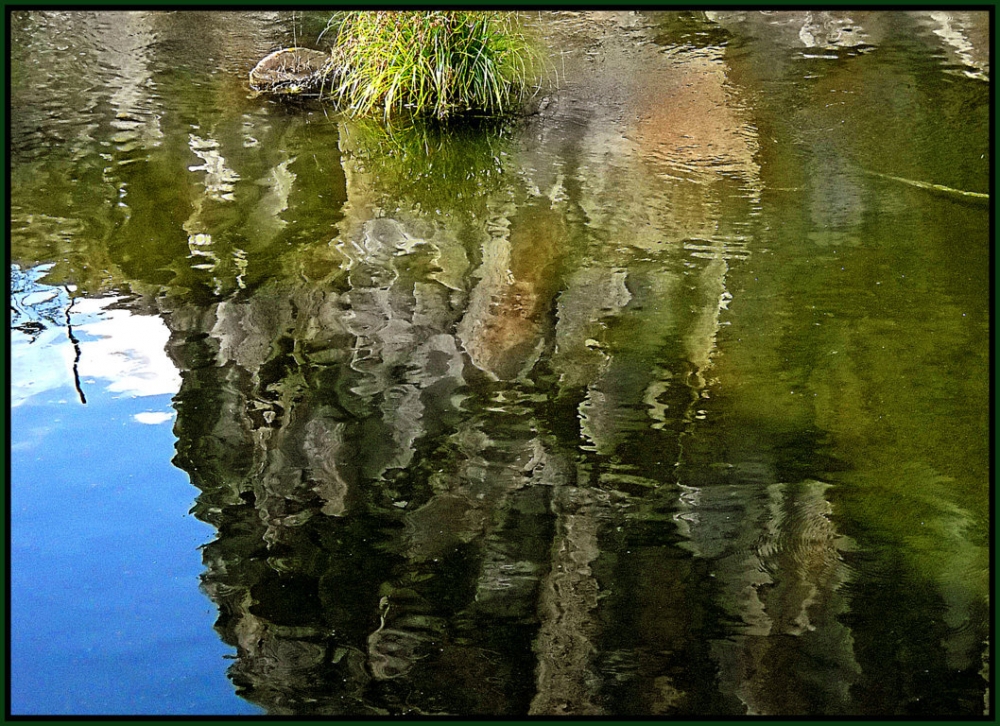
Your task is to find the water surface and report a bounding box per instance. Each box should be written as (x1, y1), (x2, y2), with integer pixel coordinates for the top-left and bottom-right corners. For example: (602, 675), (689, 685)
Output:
(9, 9), (991, 717)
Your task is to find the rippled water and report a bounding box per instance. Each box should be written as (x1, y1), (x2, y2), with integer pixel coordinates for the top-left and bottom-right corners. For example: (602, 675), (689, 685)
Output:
(9, 10), (991, 717)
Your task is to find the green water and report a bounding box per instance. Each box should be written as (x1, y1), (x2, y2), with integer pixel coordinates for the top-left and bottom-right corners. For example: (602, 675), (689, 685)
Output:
(9, 10), (991, 716)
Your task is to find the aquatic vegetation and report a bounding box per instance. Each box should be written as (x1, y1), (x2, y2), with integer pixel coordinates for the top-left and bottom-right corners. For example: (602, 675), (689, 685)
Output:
(327, 11), (542, 120)
(339, 116), (515, 211)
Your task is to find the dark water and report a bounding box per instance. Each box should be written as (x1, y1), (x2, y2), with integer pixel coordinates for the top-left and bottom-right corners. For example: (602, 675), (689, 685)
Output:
(8, 10), (991, 717)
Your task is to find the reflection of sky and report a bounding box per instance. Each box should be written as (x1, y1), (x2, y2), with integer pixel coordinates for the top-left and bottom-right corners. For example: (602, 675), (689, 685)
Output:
(74, 298), (182, 399)
(11, 324), (78, 408)
(11, 385), (258, 715)
(10, 281), (259, 716)
(12, 295), (181, 424)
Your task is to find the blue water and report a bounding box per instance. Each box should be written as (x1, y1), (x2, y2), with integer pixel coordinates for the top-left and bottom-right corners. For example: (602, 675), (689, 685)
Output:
(10, 357), (261, 715)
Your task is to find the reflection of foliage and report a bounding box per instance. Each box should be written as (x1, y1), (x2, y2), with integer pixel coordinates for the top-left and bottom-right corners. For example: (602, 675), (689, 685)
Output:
(328, 11), (542, 120)
(341, 116), (518, 213)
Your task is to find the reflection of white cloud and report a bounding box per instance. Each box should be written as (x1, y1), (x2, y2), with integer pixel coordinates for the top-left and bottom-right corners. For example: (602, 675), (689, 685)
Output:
(11, 326), (77, 407)
(12, 297), (181, 407)
(134, 411), (174, 425)
(74, 298), (181, 398)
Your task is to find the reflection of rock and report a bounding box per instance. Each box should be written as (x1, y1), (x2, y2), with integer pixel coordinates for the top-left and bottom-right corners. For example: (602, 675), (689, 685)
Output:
(799, 11), (872, 49)
(530, 485), (607, 716)
(630, 44), (758, 186)
(130, 10), (987, 717)
(459, 198), (565, 381)
(914, 11), (989, 80)
(705, 10), (883, 51)
(336, 216), (468, 481)
(551, 266), (631, 393)
(176, 10), (852, 717)
(756, 481), (854, 636)
(302, 418), (349, 517)
(404, 493), (488, 561)
(244, 157), (295, 246)
(679, 472), (861, 714)
(98, 12), (164, 150)
(367, 590), (445, 681)
(706, 9), (989, 82)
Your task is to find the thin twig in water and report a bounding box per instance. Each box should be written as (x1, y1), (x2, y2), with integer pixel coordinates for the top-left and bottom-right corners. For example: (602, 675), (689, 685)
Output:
(63, 286), (86, 405)
(863, 169), (989, 200)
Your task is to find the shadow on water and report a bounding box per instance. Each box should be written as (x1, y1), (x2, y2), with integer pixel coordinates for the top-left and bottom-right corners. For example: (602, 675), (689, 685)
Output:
(9, 10), (990, 717)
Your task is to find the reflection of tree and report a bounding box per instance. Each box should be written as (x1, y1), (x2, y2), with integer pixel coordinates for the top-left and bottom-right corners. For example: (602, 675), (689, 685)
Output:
(166, 11), (876, 717)
(165, 12), (869, 716)
(163, 110), (522, 712)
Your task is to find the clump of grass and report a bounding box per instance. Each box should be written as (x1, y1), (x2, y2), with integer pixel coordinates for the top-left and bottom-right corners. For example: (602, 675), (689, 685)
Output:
(327, 11), (541, 121)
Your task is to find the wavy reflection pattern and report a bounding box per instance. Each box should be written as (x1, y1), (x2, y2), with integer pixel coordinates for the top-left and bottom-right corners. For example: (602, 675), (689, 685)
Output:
(10, 9), (988, 717)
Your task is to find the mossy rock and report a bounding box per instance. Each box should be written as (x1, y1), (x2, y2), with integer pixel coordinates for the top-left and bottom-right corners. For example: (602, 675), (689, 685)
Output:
(249, 47), (337, 96)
